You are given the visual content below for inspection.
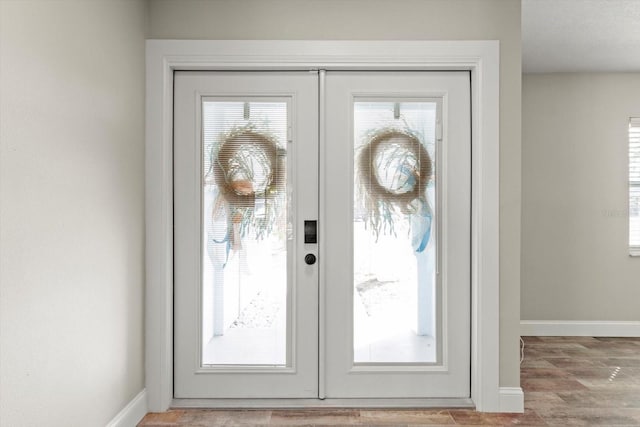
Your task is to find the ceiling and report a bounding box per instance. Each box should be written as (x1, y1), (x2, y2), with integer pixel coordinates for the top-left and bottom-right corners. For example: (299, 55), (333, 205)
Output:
(522, 0), (640, 73)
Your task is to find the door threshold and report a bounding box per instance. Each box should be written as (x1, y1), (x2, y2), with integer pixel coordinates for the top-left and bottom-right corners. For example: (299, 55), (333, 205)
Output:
(172, 397), (475, 409)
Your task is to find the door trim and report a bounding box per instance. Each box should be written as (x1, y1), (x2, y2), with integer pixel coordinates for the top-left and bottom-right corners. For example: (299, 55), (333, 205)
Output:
(145, 40), (504, 412)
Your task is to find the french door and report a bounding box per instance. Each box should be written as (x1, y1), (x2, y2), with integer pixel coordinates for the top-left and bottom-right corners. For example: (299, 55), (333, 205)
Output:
(173, 70), (470, 400)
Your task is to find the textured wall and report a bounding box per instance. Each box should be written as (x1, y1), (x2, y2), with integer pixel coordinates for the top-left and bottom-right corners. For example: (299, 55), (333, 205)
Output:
(522, 73), (640, 321)
(0, 1), (146, 425)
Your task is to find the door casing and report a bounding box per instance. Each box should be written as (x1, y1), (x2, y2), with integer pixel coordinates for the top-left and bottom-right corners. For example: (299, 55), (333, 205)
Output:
(145, 40), (513, 412)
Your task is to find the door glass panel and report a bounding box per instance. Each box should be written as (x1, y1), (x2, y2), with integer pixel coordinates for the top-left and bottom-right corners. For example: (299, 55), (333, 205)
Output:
(353, 101), (438, 364)
(201, 100), (288, 366)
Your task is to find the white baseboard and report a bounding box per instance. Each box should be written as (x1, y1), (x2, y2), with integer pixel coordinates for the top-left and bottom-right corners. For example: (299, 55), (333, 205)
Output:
(107, 389), (148, 427)
(521, 320), (640, 337)
(498, 387), (524, 413)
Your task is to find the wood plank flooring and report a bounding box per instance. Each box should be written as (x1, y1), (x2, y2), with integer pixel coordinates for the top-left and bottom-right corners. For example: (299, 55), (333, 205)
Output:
(139, 336), (640, 426)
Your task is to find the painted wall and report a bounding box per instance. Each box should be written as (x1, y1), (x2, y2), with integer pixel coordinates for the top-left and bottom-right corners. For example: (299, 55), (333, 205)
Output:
(148, 0), (522, 388)
(522, 73), (640, 321)
(0, 1), (146, 425)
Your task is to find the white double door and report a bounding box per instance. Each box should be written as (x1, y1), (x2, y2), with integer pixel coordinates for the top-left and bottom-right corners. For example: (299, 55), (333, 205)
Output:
(174, 71), (470, 399)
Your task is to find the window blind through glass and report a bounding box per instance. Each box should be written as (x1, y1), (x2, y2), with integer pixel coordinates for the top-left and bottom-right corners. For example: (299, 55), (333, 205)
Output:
(629, 118), (640, 253)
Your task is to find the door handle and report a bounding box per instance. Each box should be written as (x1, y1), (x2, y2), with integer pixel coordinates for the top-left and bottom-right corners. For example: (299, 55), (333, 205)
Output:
(304, 253), (317, 265)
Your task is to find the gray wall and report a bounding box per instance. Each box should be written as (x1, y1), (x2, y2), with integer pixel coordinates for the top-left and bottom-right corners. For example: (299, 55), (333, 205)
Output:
(149, 0), (522, 388)
(0, 1), (146, 425)
(522, 73), (640, 321)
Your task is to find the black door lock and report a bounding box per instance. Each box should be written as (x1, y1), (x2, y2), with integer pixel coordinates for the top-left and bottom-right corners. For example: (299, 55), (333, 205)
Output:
(304, 254), (317, 265)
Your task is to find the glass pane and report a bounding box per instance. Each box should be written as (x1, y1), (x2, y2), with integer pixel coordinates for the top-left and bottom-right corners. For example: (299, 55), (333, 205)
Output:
(353, 101), (438, 364)
(631, 185), (640, 247)
(629, 119), (640, 249)
(202, 101), (288, 366)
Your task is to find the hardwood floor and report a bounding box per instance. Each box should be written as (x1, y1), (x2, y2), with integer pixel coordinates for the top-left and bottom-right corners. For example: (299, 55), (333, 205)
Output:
(139, 336), (640, 426)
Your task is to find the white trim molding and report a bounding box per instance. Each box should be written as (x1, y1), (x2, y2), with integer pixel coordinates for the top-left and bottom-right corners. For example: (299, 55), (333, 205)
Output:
(146, 40), (502, 412)
(498, 387), (524, 413)
(106, 389), (148, 427)
(521, 320), (640, 337)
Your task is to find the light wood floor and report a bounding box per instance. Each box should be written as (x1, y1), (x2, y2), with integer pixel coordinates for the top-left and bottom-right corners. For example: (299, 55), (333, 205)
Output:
(139, 336), (640, 426)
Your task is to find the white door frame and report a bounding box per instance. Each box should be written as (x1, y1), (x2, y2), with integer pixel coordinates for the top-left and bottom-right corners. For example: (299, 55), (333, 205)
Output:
(145, 40), (507, 412)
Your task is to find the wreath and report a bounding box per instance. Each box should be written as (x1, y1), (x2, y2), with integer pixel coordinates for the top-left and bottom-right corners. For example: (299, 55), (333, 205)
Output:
(356, 129), (432, 238)
(207, 126), (286, 244)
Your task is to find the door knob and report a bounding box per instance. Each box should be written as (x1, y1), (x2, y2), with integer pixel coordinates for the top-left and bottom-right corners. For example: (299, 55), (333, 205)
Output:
(304, 253), (317, 265)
